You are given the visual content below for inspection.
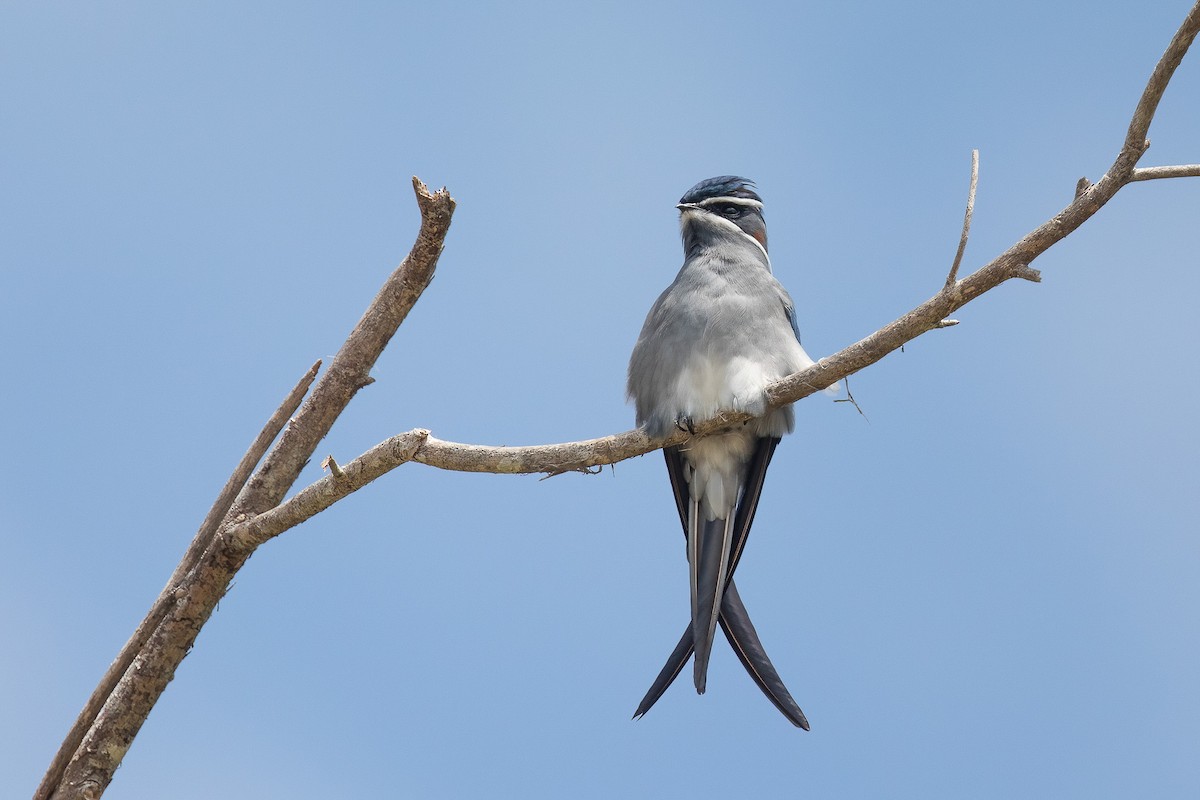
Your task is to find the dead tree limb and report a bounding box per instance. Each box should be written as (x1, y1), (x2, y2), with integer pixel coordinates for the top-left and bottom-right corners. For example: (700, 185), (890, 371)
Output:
(39, 181), (455, 800)
(33, 360), (319, 800)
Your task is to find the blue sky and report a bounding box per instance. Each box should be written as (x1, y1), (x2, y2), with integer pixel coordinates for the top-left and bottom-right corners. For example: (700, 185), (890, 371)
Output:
(3, 2), (1199, 797)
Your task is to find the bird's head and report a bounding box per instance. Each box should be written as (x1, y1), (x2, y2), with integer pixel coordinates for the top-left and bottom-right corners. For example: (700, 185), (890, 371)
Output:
(676, 175), (767, 255)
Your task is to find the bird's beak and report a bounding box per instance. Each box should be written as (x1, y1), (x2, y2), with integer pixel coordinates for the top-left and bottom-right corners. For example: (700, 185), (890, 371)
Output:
(676, 202), (701, 213)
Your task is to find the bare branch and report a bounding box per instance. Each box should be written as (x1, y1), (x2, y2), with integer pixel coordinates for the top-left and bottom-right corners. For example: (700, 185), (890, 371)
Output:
(218, 3), (1200, 492)
(231, 429), (431, 549)
(232, 177), (455, 517)
(1124, 4), (1200, 159)
(34, 359), (320, 800)
(45, 181), (455, 800)
(205, 362), (324, 539)
(1131, 164), (1200, 181)
(946, 149), (979, 286)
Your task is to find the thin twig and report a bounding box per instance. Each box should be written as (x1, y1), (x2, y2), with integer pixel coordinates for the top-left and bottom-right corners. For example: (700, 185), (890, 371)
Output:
(946, 149), (979, 286)
(833, 375), (868, 421)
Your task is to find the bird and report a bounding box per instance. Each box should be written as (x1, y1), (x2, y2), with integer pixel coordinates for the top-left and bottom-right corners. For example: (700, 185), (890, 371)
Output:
(627, 176), (814, 729)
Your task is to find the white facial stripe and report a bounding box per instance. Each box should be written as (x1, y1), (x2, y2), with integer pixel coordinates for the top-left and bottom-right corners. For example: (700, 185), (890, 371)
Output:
(680, 206), (770, 262)
(696, 196), (764, 211)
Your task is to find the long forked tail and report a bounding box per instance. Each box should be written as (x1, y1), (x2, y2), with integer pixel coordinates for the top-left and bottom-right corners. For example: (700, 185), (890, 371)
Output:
(632, 440), (808, 728)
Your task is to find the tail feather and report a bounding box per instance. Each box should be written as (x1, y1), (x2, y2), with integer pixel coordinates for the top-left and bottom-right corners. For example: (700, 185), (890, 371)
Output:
(632, 586), (809, 729)
(691, 514), (734, 693)
(632, 627), (692, 720)
(719, 582), (809, 729)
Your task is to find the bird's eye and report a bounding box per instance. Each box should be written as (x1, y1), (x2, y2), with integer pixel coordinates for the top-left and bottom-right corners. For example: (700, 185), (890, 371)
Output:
(719, 204), (741, 217)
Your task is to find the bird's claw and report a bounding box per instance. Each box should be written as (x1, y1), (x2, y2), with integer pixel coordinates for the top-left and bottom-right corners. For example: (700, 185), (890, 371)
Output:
(674, 415), (696, 435)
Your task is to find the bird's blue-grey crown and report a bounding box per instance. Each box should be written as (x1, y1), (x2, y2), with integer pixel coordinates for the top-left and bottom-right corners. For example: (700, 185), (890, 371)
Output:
(677, 175), (768, 255)
(679, 175), (763, 206)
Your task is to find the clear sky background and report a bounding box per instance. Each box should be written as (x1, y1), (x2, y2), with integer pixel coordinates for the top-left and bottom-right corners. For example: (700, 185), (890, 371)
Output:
(3, 2), (1199, 798)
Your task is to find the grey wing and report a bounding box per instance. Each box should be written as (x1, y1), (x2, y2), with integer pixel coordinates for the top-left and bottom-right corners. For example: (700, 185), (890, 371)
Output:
(782, 294), (803, 346)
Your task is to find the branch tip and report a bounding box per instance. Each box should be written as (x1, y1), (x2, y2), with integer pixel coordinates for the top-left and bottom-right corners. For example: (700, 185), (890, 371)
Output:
(1013, 264), (1042, 283)
(412, 175), (456, 214)
(946, 149), (979, 287)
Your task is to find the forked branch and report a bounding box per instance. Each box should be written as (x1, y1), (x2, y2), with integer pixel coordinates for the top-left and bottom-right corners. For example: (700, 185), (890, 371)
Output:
(39, 182), (455, 800)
